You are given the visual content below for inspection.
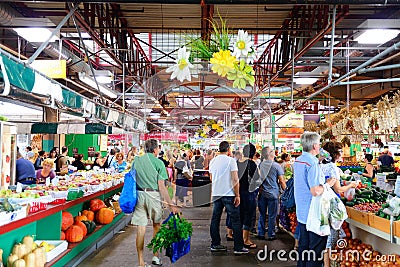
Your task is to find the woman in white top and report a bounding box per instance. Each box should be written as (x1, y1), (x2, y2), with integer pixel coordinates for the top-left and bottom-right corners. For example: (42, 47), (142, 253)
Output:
(320, 141), (358, 267)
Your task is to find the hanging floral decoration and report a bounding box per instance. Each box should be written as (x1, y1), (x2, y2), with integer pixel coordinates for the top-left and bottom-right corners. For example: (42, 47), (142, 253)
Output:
(194, 119), (224, 138)
(167, 15), (256, 89)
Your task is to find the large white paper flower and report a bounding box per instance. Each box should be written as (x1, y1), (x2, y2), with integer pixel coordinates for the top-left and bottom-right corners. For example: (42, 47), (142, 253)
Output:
(166, 46), (193, 82)
(232, 30), (253, 59)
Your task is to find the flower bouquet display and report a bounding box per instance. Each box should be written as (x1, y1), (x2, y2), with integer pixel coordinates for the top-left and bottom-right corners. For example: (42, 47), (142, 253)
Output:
(195, 119), (224, 138)
(166, 16), (256, 89)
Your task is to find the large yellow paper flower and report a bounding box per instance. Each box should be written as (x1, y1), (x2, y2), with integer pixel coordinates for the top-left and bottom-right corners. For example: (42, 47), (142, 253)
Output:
(210, 50), (237, 77)
(227, 59), (255, 89)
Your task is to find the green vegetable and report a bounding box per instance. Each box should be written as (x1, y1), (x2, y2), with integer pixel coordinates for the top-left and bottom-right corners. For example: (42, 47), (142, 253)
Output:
(147, 214), (193, 254)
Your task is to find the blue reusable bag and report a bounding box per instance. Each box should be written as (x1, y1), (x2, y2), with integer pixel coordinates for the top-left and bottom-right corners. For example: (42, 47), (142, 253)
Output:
(280, 177), (295, 209)
(163, 213), (191, 263)
(119, 169), (137, 213)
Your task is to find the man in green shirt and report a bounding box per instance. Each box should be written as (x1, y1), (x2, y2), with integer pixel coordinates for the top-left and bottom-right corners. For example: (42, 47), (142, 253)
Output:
(131, 139), (179, 267)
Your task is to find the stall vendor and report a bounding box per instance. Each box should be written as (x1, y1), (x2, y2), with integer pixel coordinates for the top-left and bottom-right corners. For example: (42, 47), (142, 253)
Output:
(36, 158), (56, 184)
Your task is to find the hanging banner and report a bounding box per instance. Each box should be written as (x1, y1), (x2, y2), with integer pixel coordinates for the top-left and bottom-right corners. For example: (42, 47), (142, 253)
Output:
(141, 133), (188, 142)
(29, 60), (67, 79)
(275, 113), (304, 139)
(99, 134), (108, 151)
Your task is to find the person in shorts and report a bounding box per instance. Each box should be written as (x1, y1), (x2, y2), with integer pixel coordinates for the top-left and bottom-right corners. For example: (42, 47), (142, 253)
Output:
(131, 139), (179, 267)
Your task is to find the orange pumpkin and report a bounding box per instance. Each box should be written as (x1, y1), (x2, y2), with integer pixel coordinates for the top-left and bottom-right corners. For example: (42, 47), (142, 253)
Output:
(74, 221), (87, 237)
(82, 210), (95, 221)
(61, 231), (65, 240)
(61, 211), (74, 231)
(65, 225), (84, 243)
(90, 199), (106, 212)
(95, 208), (114, 225)
(74, 215), (88, 223)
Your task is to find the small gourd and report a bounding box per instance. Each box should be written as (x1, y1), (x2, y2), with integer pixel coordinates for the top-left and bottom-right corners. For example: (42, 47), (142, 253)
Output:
(65, 225), (84, 243)
(74, 215), (88, 223)
(61, 211), (74, 231)
(95, 208), (114, 225)
(12, 243), (28, 259)
(23, 252), (35, 267)
(82, 220), (96, 235)
(7, 254), (18, 267)
(89, 199), (106, 212)
(22, 236), (34, 253)
(82, 210), (95, 221)
(33, 247), (45, 267)
(74, 221), (88, 237)
(12, 259), (26, 267)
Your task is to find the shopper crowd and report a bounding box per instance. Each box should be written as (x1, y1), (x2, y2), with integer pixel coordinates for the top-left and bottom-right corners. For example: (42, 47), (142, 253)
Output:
(15, 133), (387, 267)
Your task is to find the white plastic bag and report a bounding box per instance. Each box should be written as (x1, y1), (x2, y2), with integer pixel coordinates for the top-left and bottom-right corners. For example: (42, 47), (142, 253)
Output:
(328, 187), (348, 230)
(344, 188), (356, 201)
(306, 184), (331, 236)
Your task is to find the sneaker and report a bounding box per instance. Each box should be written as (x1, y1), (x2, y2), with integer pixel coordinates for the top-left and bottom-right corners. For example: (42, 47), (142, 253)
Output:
(210, 244), (228, 252)
(151, 256), (162, 266)
(234, 248), (249, 255)
(266, 236), (277, 241)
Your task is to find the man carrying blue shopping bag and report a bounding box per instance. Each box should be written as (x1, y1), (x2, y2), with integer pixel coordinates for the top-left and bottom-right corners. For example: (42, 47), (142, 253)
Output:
(130, 139), (179, 267)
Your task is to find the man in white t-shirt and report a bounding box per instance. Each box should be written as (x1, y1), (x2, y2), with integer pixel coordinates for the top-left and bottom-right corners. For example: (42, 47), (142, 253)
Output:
(209, 141), (249, 255)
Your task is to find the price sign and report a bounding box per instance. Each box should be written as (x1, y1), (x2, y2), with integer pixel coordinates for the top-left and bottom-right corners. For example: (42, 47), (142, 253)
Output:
(376, 173), (386, 189)
(285, 140), (295, 151)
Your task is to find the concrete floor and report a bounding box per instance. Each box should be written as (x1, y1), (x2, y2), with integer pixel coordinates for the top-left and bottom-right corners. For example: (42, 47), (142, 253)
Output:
(78, 204), (297, 267)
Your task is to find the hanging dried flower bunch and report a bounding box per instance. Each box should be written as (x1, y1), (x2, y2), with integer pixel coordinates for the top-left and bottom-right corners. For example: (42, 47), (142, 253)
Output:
(318, 121), (328, 131)
(341, 136), (351, 147)
(304, 121), (318, 132)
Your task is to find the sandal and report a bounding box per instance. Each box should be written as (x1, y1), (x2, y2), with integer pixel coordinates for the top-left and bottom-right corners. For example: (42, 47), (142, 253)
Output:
(226, 234), (234, 241)
(244, 243), (257, 249)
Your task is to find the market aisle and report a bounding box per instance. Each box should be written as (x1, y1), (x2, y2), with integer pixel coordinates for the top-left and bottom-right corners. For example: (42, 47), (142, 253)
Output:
(78, 206), (297, 267)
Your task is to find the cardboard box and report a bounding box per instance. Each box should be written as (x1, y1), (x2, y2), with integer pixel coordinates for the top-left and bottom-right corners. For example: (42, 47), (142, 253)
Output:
(0, 207), (27, 226)
(348, 207), (369, 225)
(368, 214), (391, 234)
(35, 240), (68, 262)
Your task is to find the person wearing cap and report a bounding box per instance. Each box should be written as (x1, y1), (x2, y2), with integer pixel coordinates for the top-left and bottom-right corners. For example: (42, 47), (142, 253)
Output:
(16, 152), (36, 185)
(158, 151), (169, 167)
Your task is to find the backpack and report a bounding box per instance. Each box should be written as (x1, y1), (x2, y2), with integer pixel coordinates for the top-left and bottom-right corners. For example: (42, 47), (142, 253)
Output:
(54, 155), (64, 172)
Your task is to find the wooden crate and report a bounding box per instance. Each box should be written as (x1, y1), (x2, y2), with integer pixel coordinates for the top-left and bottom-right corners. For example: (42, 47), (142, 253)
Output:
(368, 214), (390, 234)
(348, 207), (369, 225)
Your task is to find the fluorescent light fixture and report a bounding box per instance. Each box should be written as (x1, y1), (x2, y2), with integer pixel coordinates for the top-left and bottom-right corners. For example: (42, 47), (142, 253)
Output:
(266, 98), (282, 104)
(150, 113), (161, 119)
(158, 119), (167, 124)
(252, 109), (264, 114)
(78, 72), (117, 98)
(12, 18), (59, 43)
(294, 72), (319, 85)
(14, 28), (58, 43)
(355, 19), (400, 44)
(355, 29), (400, 44)
(125, 99), (140, 104)
(294, 78), (318, 85)
(139, 108), (153, 113)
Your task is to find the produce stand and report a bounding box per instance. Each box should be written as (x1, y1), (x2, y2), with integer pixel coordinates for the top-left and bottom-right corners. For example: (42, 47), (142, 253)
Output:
(0, 183), (128, 266)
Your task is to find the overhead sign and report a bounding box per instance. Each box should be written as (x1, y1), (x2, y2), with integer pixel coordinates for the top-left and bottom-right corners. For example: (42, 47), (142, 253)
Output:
(275, 113), (304, 139)
(29, 60), (67, 79)
(141, 133), (188, 142)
